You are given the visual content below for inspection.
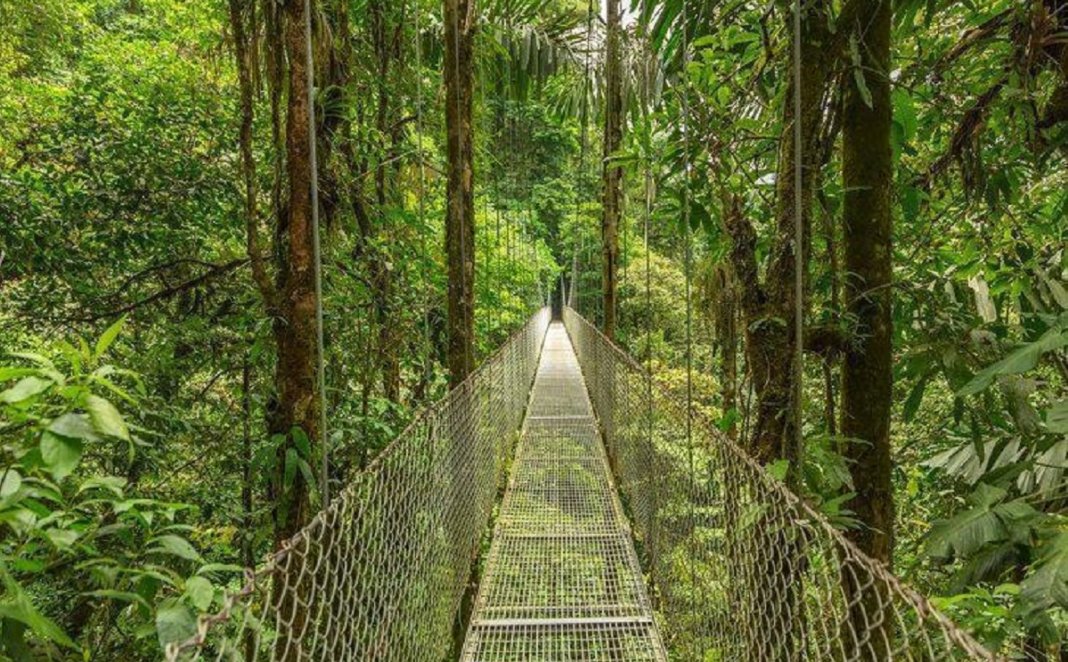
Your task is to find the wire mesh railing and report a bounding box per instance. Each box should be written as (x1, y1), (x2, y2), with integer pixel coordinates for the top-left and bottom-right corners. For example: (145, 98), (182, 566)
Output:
(562, 307), (997, 662)
(165, 308), (551, 661)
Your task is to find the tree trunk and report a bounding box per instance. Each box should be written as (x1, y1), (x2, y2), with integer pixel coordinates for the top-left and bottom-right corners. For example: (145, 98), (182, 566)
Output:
(269, 2), (320, 657)
(444, 0), (476, 385)
(601, 0), (623, 340)
(725, 1), (834, 467)
(840, 0), (893, 657)
(713, 265), (739, 442)
(272, 0), (318, 547)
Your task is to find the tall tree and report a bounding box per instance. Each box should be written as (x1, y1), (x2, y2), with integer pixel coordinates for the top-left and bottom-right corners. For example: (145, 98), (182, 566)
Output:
(840, 0), (892, 655)
(277, 0), (319, 536)
(227, 0), (319, 543)
(601, 0), (623, 340)
(444, 0), (477, 384)
(227, 0), (323, 655)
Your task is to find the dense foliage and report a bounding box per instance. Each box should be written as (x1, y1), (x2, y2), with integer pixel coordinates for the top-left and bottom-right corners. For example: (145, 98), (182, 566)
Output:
(0, 0), (1065, 658)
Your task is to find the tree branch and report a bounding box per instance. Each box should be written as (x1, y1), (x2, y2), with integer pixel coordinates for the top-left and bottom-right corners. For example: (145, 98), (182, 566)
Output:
(722, 194), (764, 315)
(75, 259), (250, 322)
(804, 323), (850, 358)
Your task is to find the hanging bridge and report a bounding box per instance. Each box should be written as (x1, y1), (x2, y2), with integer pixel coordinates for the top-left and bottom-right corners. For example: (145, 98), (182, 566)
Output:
(167, 308), (996, 661)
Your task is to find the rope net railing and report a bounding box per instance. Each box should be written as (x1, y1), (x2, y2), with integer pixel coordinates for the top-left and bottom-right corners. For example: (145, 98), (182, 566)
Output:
(562, 307), (997, 662)
(165, 308), (551, 661)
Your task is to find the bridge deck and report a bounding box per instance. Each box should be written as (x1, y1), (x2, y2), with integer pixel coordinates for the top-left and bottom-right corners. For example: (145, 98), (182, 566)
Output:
(461, 323), (667, 661)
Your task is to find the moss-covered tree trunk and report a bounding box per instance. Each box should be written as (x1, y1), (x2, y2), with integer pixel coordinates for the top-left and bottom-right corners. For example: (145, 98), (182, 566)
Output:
(840, 0), (893, 657)
(725, 0), (835, 467)
(445, 0), (476, 385)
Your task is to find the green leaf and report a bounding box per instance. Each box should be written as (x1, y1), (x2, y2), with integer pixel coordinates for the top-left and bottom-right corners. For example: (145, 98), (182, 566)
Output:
(45, 528), (79, 549)
(94, 316), (126, 360)
(77, 475), (127, 497)
(40, 432), (83, 481)
(7, 353), (55, 371)
(284, 447), (299, 490)
(957, 328), (1068, 397)
(767, 459), (790, 482)
(183, 576), (214, 611)
(0, 570), (77, 650)
(902, 374), (930, 423)
(47, 413), (98, 442)
(148, 535), (202, 562)
(925, 484), (1037, 560)
(892, 89), (917, 139)
(84, 394), (130, 441)
(1044, 399), (1068, 434)
(84, 589), (149, 610)
(0, 367), (38, 382)
(155, 602), (196, 649)
(848, 35), (872, 108)
(291, 426), (310, 458)
(1019, 532), (1068, 616)
(0, 377), (52, 404)
(0, 469), (22, 498)
(196, 563), (245, 576)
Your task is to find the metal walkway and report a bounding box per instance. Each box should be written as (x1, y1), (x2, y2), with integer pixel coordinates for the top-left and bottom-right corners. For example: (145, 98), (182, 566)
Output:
(461, 323), (667, 661)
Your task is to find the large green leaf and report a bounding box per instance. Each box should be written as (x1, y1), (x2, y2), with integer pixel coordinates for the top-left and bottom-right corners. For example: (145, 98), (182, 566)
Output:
(47, 412), (98, 442)
(148, 535), (202, 562)
(0, 570), (76, 650)
(925, 483), (1037, 560)
(1019, 532), (1068, 617)
(957, 328), (1068, 397)
(0, 469), (21, 499)
(84, 394), (130, 441)
(155, 602), (196, 649)
(183, 576), (214, 612)
(1044, 399), (1068, 434)
(93, 315), (126, 360)
(0, 377), (52, 404)
(40, 431), (83, 481)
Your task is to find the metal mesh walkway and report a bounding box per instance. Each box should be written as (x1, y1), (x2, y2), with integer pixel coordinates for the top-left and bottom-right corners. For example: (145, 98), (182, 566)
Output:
(461, 323), (667, 661)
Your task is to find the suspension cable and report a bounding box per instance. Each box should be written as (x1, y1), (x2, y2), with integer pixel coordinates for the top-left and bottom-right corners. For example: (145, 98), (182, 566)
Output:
(414, 0), (433, 387)
(792, 0), (805, 475)
(302, 0), (329, 509)
(680, 0), (697, 629)
(641, 24), (655, 571)
(570, 0), (594, 312)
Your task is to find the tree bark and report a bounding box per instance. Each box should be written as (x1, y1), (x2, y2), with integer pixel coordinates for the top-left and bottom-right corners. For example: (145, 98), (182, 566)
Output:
(840, 0), (893, 657)
(841, 0), (893, 568)
(601, 0), (623, 340)
(272, 0), (318, 545)
(724, 1), (836, 467)
(444, 0), (476, 385)
(268, 2), (321, 657)
(711, 264), (739, 442)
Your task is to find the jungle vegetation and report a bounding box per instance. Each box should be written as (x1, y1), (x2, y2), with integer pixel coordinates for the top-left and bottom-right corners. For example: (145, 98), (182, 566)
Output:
(0, 0), (1065, 658)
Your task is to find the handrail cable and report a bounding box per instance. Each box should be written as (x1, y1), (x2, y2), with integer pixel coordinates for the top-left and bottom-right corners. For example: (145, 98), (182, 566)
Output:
(792, 0), (806, 473)
(302, 0), (329, 508)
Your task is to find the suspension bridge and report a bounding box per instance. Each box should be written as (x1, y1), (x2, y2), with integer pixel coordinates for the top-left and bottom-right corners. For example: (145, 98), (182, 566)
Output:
(167, 308), (996, 661)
